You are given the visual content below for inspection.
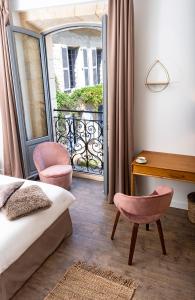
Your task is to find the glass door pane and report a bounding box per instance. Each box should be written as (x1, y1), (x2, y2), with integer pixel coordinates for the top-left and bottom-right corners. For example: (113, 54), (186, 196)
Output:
(14, 32), (48, 140)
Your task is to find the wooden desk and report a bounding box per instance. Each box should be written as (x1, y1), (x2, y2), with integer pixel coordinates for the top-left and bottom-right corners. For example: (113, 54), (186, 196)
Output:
(131, 150), (195, 195)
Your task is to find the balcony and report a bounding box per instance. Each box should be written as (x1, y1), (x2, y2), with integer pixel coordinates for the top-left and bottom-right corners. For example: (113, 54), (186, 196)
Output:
(54, 109), (104, 175)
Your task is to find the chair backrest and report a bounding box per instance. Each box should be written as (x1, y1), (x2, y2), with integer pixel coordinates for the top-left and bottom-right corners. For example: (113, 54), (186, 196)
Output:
(33, 142), (70, 172)
(114, 186), (173, 217)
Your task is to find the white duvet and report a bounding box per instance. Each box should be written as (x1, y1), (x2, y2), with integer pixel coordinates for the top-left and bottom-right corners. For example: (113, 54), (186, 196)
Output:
(0, 175), (75, 274)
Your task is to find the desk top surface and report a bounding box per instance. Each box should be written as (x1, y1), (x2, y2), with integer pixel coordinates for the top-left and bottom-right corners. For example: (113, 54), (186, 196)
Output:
(132, 150), (195, 173)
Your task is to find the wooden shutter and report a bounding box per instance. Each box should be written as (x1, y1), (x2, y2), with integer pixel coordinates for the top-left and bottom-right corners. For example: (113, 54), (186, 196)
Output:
(62, 47), (70, 91)
(83, 48), (89, 86)
(97, 49), (102, 84)
(92, 48), (97, 85)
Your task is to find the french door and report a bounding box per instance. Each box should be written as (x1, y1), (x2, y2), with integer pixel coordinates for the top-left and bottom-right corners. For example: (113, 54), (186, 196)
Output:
(7, 26), (53, 178)
(7, 22), (108, 189)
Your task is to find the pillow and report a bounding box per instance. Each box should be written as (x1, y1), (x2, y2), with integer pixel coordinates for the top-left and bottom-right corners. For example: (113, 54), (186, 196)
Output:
(4, 185), (52, 220)
(0, 181), (24, 208)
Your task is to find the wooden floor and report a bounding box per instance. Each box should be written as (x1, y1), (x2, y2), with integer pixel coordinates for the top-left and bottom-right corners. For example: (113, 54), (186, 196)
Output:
(13, 178), (195, 300)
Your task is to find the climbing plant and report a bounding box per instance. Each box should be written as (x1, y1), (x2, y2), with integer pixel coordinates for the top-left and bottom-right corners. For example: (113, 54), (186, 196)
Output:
(56, 84), (103, 110)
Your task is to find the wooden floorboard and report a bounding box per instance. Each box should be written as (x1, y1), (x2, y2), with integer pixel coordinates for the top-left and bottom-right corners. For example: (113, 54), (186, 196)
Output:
(13, 178), (195, 300)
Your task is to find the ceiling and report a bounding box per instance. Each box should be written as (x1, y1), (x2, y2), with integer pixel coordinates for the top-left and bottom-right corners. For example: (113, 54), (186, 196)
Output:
(14, 1), (107, 32)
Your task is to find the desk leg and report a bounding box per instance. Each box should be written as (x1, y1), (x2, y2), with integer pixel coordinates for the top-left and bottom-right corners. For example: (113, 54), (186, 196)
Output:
(131, 173), (135, 196)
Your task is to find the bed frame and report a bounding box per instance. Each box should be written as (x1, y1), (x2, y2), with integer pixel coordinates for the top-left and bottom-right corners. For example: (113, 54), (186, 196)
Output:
(0, 209), (72, 300)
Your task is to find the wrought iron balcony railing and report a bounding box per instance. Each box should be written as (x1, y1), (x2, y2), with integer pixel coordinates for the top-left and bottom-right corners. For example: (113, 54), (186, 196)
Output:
(54, 109), (104, 175)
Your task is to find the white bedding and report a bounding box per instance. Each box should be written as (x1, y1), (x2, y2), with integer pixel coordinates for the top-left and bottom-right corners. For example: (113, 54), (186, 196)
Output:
(0, 175), (75, 274)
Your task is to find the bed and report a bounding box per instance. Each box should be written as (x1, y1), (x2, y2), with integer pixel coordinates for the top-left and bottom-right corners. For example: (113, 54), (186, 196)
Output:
(0, 175), (75, 300)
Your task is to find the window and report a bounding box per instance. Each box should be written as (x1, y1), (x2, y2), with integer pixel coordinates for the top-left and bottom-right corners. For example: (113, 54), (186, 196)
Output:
(97, 49), (102, 84)
(62, 46), (101, 89)
(83, 48), (89, 86)
(68, 47), (78, 88)
(62, 47), (70, 91)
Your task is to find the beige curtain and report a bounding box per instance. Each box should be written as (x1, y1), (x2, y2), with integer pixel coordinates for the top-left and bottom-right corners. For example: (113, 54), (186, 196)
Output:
(108, 0), (134, 203)
(0, 0), (23, 177)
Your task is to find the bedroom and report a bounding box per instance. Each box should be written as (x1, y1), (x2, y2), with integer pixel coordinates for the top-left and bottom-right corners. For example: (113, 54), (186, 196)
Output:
(0, 0), (194, 299)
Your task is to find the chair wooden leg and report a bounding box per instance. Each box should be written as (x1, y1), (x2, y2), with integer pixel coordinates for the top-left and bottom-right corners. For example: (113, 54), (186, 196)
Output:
(111, 211), (120, 240)
(128, 223), (139, 265)
(156, 219), (167, 255)
(146, 224), (149, 231)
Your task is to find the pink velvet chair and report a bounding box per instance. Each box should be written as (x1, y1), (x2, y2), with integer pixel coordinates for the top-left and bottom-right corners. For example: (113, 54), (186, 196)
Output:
(111, 186), (174, 265)
(33, 142), (73, 189)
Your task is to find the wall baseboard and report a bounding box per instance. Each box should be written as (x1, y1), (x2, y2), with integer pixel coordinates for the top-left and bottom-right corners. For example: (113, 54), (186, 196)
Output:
(171, 200), (187, 210)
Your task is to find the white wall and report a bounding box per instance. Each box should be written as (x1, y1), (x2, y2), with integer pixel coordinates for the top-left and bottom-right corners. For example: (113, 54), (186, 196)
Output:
(134, 0), (195, 209)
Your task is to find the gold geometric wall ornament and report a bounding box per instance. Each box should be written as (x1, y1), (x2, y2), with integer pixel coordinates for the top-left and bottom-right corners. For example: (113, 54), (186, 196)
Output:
(145, 59), (170, 93)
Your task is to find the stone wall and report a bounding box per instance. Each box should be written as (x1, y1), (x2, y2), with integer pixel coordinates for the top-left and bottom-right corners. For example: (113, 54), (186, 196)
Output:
(51, 28), (102, 92)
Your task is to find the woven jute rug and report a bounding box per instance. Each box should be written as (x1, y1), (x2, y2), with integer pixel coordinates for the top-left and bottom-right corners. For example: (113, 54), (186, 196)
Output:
(44, 262), (139, 300)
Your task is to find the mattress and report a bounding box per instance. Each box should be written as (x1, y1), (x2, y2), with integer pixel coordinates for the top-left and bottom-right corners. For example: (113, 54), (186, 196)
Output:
(1, 210), (72, 300)
(0, 175), (75, 274)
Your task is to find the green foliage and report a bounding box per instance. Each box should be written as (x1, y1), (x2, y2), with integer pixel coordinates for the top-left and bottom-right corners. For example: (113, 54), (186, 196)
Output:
(56, 91), (76, 110)
(70, 84), (103, 110)
(56, 84), (103, 110)
(76, 159), (100, 169)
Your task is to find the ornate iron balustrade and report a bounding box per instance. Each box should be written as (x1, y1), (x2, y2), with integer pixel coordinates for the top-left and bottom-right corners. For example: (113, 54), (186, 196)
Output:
(54, 109), (104, 175)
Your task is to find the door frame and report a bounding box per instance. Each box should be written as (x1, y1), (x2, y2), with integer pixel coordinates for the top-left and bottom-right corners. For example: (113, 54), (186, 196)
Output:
(102, 15), (108, 195)
(43, 21), (108, 194)
(7, 26), (53, 178)
(7, 22), (108, 187)
(43, 23), (102, 36)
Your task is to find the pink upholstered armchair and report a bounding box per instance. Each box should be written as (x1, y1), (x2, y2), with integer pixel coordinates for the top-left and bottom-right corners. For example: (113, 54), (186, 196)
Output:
(33, 142), (73, 189)
(111, 186), (174, 265)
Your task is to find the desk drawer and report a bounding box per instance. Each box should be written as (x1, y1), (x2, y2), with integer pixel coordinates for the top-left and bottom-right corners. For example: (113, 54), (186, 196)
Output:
(133, 165), (195, 183)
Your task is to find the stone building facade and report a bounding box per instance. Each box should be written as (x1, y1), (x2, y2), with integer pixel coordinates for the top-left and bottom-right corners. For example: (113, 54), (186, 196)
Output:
(52, 28), (102, 92)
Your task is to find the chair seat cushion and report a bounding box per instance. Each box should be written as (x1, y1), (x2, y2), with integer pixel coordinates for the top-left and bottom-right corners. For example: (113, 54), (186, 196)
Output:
(40, 165), (72, 178)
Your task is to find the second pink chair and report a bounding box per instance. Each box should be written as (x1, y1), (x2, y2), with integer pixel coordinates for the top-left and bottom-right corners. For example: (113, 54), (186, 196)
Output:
(33, 142), (73, 189)
(111, 186), (173, 265)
